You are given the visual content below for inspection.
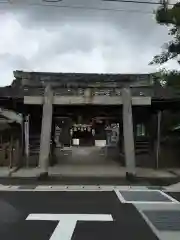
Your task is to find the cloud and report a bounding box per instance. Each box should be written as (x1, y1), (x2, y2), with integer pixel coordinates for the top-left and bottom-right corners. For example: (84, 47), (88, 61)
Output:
(0, 0), (178, 86)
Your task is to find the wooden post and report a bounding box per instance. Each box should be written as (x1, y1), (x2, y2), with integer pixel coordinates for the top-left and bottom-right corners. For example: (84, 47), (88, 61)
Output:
(9, 135), (13, 169)
(24, 115), (30, 167)
(20, 117), (24, 167)
(156, 111), (161, 169)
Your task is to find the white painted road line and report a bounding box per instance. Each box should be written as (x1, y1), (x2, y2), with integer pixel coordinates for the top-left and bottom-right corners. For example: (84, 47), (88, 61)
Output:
(134, 206), (161, 240)
(114, 189), (126, 203)
(27, 214), (113, 240)
(114, 189), (180, 204)
(0, 185), (169, 193)
(160, 190), (180, 204)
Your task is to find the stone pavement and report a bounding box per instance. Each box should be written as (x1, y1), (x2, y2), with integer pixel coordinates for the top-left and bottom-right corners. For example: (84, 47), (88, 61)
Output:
(0, 166), (179, 187)
(168, 169), (180, 176)
(1, 166), (177, 178)
(0, 167), (16, 177)
(165, 182), (180, 192)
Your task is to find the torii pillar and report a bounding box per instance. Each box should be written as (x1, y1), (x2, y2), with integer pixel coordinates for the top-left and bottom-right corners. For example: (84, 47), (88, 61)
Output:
(122, 88), (136, 178)
(39, 85), (53, 177)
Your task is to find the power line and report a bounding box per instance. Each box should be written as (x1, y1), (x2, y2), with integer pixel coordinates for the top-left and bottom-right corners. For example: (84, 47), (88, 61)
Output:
(0, 2), (153, 14)
(0, 0), (176, 15)
(103, 0), (174, 6)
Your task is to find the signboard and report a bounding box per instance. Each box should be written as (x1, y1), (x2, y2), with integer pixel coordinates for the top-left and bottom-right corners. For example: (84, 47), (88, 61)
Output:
(105, 123), (119, 145)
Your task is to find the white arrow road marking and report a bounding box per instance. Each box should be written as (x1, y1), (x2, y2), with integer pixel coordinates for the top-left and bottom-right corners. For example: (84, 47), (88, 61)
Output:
(26, 214), (113, 240)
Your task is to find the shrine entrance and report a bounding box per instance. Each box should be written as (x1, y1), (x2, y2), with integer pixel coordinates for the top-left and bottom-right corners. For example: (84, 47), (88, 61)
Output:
(52, 115), (122, 166)
(71, 123), (94, 146)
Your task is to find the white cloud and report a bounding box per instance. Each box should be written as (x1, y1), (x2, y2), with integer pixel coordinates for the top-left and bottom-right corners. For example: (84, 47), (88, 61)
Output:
(0, 13), (38, 58)
(0, 0), (179, 86)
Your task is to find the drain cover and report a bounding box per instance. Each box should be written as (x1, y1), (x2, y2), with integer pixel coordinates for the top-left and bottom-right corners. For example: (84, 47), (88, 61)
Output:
(143, 210), (180, 231)
(119, 190), (172, 202)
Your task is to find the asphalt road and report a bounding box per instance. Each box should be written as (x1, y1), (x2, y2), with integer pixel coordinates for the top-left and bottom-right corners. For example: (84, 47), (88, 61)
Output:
(167, 192), (180, 202)
(0, 190), (162, 240)
(0, 190), (180, 240)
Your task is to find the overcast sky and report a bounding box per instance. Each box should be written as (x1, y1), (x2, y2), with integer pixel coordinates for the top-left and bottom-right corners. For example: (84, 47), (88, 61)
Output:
(0, 0), (179, 86)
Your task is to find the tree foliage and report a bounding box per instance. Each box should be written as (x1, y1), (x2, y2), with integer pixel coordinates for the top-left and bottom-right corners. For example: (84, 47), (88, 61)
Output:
(154, 68), (180, 88)
(150, 1), (180, 65)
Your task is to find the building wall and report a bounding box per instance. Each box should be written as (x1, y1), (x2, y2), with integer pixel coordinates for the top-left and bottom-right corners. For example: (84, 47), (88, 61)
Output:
(0, 126), (21, 167)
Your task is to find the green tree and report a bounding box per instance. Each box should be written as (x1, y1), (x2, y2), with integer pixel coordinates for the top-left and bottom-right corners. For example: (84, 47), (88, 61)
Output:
(150, 1), (180, 65)
(154, 68), (180, 88)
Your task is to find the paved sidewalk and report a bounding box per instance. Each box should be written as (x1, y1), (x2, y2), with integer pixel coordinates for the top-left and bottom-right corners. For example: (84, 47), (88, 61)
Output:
(168, 169), (180, 176)
(10, 166), (177, 178)
(136, 168), (176, 179)
(0, 167), (17, 177)
(11, 167), (41, 178)
(165, 182), (180, 191)
(0, 166), (179, 186)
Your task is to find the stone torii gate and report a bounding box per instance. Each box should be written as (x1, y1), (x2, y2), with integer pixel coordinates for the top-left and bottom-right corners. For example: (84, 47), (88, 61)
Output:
(37, 85), (140, 178)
